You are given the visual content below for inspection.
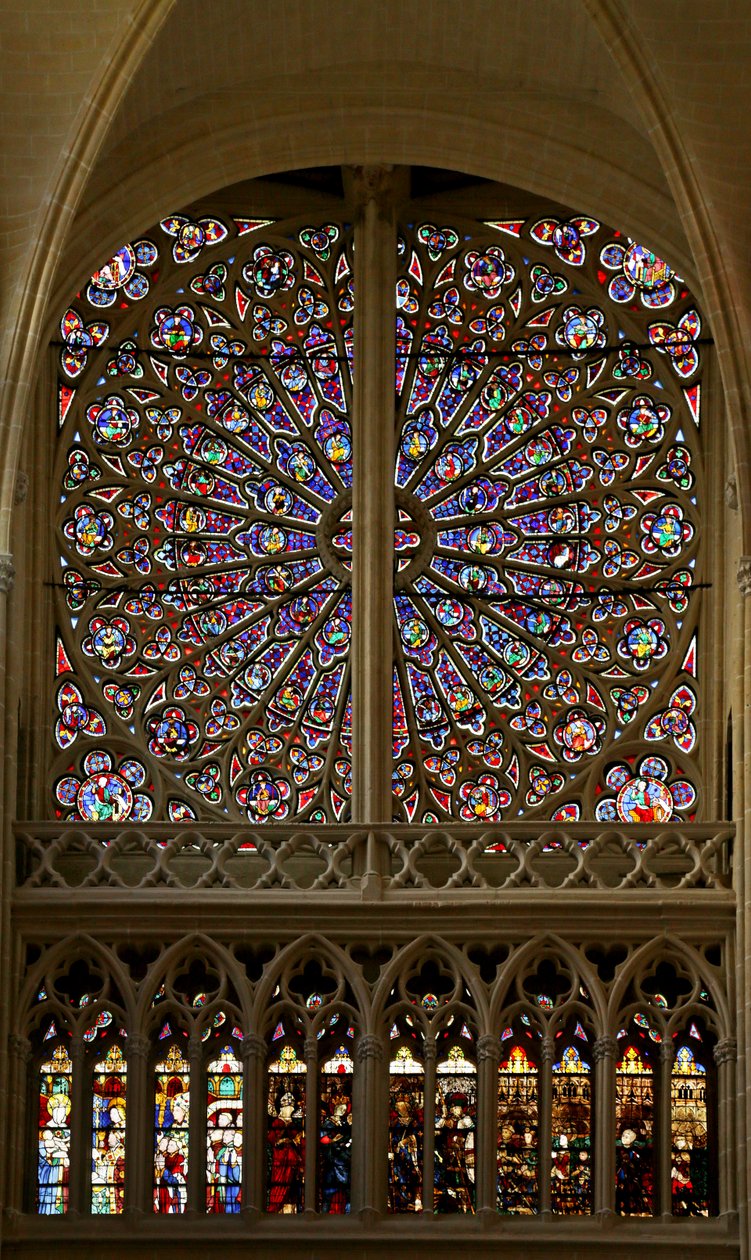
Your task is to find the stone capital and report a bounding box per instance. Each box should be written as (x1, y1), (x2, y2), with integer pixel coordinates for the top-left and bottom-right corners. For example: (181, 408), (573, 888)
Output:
(0, 554), (14, 594)
(737, 556), (751, 597)
(126, 1034), (150, 1063)
(241, 1033), (267, 1064)
(713, 1036), (737, 1065)
(350, 164), (396, 213)
(422, 1040), (437, 1064)
(356, 1034), (384, 1064)
(540, 1034), (555, 1063)
(477, 1034), (500, 1065)
(8, 1033), (31, 1065)
(659, 1039), (675, 1064)
(593, 1035), (618, 1062)
(304, 1036), (319, 1063)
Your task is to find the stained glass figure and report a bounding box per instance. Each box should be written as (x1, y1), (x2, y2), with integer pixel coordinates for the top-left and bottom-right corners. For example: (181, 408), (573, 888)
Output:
(388, 1044), (424, 1212)
(318, 1045), (353, 1213)
(91, 1042), (127, 1214)
(615, 1044), (654, 1216)
(671, 1044), (711, 1216)
(55, 216), (353, 824)
(551, 1045), (592, 1214)
(497, 1044), (538, 1213)
(393, 217), (702, 822)
(266, 1044), (305, 1213)
(37, 1044), (72, 1214)
(153, 1044), (190, 1214)
(206, 1044), (243, 1213)
(434, 1044), (476, 1213)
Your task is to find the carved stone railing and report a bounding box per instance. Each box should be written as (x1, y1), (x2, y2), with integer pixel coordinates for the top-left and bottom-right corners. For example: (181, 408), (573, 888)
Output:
(13, 821), (734, 894)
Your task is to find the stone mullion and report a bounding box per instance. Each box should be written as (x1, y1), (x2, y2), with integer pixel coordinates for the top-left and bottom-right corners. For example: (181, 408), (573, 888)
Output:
(303, 1035), (318, 1212)
(241, 1033), (267, 1215)
(350, 166), (398, 830)
(714, 1036), (737, 1217)
(124, 1035), (150, 1215)
(354, 1032), (386, 1216)
(421, 1039), (437, 1213)
(476, 1033), (499, 1215)
(187, 1033), (204, 1214)
(593, 1035), (617, 1216)
(538, 1034), (553, 1216)
(67, 1036), (87, 1215)
(657, 1038), (675, 1217)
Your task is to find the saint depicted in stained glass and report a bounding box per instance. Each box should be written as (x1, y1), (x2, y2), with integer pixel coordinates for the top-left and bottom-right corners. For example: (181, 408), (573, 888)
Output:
(318, 1045), (353, 1213)
(392, 217), (702, 823)
(91, 1042), (127, 1214)
(497, 1044), (538, 1213)
(434, 1045), (476, 1213)
(671, 1044), (711, 1216)
(206, 1045), (243, 1214)
(37, 1044), (72, 1215)
(551, 1045), (591, 1214)
(153, 1044), (190, 1214)
(266, 1044), (305, 1213)
(615, 1043), (654, 1216)
(54, 216), (353, 825)
(388, 1044), (424, 1212)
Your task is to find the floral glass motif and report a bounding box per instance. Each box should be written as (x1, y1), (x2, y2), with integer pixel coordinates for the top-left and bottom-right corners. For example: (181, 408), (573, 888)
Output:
(37, 1044), (73, 1215)
(551, 1045), (592, 1214)
(497, 1044), (538, 1214)
(434, 1045), (476, 1213)
(266, 1044), (306, 1213)
(206, 1045), (243, 1214)
(91, 1042), (127, 1214)
(55, 214), (353, 824)
(388, 1044), (424, 1212)
(318, 1045), (353, 1213)
(671, 1045), (711, 1216)
(154, 1044), (190, 1214)
(392, 217), (701, 823)
(615, 1044), (655, 1216)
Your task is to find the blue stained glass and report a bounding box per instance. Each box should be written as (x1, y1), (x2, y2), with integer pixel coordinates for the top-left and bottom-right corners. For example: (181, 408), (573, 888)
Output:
(393, 215), (702, 822)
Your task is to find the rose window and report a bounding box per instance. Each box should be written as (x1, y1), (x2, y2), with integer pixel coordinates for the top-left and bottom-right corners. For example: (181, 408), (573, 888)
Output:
(53, 195), (703, 826)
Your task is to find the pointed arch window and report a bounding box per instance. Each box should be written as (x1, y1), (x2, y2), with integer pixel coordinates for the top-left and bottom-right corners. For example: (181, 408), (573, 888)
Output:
(90, 1039), (127, 1214)
(36, 1042), (73, 1215)
(266, 1040), (306, 1213)
(153, 1043), (190, 1214)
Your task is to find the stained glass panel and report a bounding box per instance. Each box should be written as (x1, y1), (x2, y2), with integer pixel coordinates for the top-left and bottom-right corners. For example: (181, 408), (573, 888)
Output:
(206, 1044), (243, 1213)
(615, 1044), (654, 1216)
(318, 1045), (353, 1213)
(91, 1042), (127, 1214)
(435, 1044), (476, 1213)
(671, 1044), (710, 1216)
(37, 1044), (72, 1215)
(153, 1044), (190, 1214)
(388, 1044), (424, 1212)
(393, 218), (701, 822)
(551, 1045), (592, 1214)
(497, 1044), (538, 1213)
(54, 214), (353, 824)
(266, 1044), (305, 1213)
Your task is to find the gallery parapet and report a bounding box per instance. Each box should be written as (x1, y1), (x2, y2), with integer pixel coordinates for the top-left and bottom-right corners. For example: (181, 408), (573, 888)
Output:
(13, 820), (733, 895)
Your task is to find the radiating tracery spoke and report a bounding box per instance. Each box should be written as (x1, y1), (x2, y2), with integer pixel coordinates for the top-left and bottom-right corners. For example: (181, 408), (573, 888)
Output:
(55, 214), (355, 823)
(392, 218), (702, 824)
